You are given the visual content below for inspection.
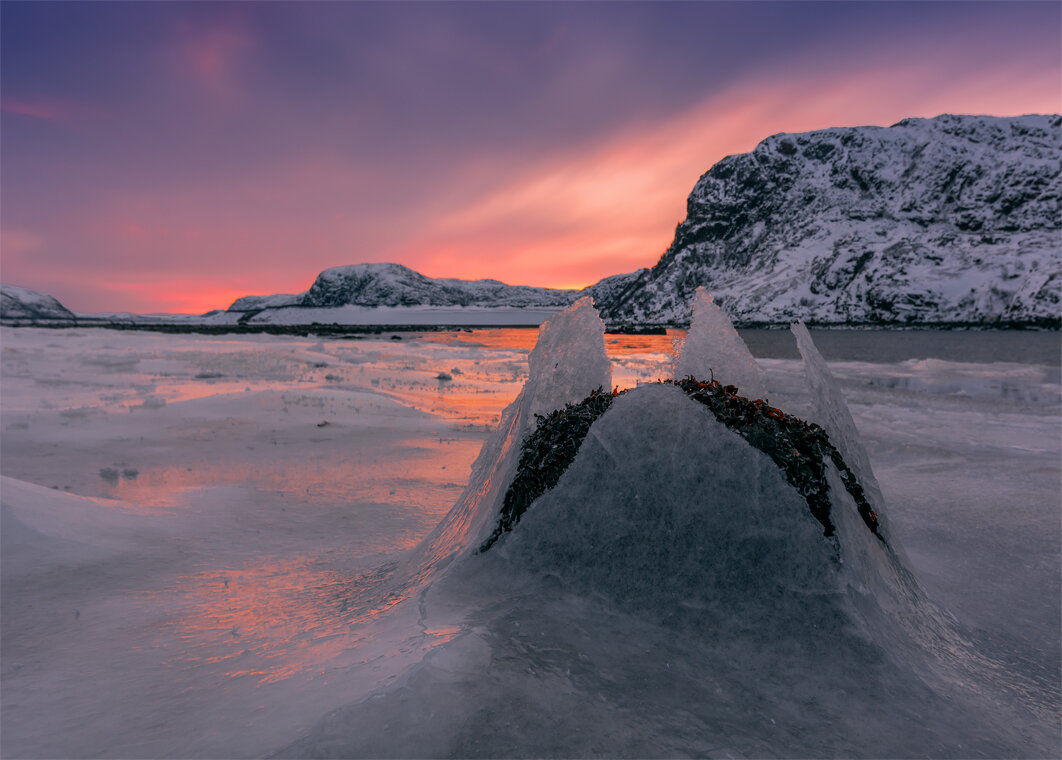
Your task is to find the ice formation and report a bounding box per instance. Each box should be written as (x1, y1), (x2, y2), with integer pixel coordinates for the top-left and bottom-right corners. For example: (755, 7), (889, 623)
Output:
(675, 287), (767, 399)
(396, 296), (611, 587)
(792, 319), (888, 525)
(285, 381), (1048, 758)
(524, 296), (611, 419)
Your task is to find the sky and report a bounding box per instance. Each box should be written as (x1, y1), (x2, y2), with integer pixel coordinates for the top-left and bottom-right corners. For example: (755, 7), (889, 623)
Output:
(2, 1), (1059, 314)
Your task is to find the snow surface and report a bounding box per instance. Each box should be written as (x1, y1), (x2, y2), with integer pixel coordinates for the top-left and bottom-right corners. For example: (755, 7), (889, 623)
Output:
(1, 312), (1059, 758)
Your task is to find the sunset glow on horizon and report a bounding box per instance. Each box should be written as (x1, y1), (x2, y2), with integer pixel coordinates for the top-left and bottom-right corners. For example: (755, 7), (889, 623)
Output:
(2, 1), (1059, 314)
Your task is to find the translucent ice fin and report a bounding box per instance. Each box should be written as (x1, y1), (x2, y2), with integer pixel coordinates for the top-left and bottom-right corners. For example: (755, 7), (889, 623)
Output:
(526, 296), (611, 419)
(675, 288), (767, 399)
(791, 320), (887, 522)
(398, 297), (611, 583)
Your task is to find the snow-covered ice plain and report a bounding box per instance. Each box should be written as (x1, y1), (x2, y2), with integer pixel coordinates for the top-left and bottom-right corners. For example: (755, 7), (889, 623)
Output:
(1, 312), (1059, 758)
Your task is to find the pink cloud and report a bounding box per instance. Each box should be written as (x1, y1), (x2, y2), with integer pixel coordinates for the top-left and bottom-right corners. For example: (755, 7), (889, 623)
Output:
(2, 98), (71, 122)
(175, 19), (254, 98)
(0, 227), (44, 255)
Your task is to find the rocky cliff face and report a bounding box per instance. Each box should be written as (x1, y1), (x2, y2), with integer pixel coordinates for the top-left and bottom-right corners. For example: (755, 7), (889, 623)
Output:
(0, 284), (76, 321)
(597, 114), (1061, 326)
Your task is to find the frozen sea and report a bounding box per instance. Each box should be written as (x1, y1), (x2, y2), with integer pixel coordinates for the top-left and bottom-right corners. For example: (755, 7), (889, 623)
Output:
(1, 323), (1059, 758)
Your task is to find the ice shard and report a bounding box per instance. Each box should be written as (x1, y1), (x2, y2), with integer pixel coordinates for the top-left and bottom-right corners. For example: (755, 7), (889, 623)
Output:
(525, 296), (611, 419)
(791, 319), (887, 524)
(399, 297), (611, 585)
(675, 287), (767, 399)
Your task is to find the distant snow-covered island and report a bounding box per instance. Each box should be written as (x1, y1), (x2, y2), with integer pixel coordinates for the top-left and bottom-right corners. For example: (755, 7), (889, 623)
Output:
(3, 114), (1058, 330)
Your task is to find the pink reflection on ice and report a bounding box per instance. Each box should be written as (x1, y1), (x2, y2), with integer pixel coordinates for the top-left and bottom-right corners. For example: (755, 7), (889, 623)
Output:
(147, 556), (412, 686)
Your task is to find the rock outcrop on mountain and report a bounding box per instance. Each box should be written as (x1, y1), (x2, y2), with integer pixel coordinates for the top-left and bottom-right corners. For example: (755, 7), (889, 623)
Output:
(596, 114), (1061, 326)
(0, 284), (76, 321)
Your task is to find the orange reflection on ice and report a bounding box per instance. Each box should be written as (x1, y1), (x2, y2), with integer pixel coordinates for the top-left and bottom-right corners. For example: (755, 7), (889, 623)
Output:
(96, 438), (474, 544)
(417, 327), (683, 358)
(602, 330), (684, 358)
(149, 557), (411, 686)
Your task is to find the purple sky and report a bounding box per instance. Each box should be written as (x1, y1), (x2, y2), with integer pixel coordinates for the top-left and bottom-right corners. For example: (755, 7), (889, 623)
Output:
(2, 1), (1059, 313)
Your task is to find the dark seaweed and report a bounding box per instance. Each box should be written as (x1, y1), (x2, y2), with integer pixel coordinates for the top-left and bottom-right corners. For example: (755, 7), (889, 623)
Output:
(480, 377), (881, 552)
(673, 377), (880, 540)
(479, 389), (616, 552)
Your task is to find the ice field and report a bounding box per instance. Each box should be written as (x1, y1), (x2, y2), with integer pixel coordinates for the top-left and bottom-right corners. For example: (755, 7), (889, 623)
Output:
(1, 304), (1059, 758)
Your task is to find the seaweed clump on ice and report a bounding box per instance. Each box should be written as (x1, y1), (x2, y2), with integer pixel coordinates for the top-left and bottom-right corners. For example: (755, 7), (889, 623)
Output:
(479, 388), (616, 552)
(673, 376), (880, 539)
(480, 377), (880, 552)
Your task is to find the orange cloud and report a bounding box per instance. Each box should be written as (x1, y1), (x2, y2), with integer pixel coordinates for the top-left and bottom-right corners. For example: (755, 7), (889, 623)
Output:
(92, 278), (251, 315)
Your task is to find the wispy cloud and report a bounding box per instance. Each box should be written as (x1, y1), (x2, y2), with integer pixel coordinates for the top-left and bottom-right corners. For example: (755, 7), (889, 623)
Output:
(173, 17), (254, 99)
(2, 98), (70, 122)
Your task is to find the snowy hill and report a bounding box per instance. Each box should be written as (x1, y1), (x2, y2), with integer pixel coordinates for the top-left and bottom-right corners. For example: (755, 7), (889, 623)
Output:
(231, 263), (580, 316)
(228, 293), (302, 311)
(0, 284), (76, 321)
(596, 114), (1061, 326)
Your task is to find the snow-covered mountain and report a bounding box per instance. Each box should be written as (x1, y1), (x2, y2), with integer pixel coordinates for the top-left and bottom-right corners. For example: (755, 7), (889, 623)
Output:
(0, 284), (76, 321)
(229, 263), (580, 314)
(228, 293), (302, 311)
(596, 114), (1061, 326)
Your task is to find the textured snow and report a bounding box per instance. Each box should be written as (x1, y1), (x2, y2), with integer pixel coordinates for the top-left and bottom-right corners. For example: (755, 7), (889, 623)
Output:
(675, 287), (767, 398)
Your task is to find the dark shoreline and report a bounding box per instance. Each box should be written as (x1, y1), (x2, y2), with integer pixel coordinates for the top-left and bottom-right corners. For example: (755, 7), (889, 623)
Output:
(1, 318), (1058, 336)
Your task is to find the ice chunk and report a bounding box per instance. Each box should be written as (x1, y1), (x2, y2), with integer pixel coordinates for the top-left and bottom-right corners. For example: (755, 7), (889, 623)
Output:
(398, 297), (611, 584)
(526, 296), (611, 419)
(791, 320), (887, 522)
(675, 288), (766, 399)
(505, 384), (839, 605)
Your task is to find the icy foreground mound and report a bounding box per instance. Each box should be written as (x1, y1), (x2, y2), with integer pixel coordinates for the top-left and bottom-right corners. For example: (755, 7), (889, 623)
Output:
(283, 299), (1051, 758)
(286, 384), (1046, 758)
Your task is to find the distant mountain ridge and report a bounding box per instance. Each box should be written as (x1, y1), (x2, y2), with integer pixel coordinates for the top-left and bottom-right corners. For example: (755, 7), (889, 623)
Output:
(229, 263), (581, 314)
(597, 114), (1061, 326)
